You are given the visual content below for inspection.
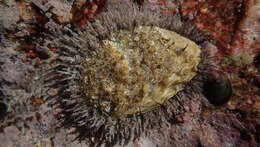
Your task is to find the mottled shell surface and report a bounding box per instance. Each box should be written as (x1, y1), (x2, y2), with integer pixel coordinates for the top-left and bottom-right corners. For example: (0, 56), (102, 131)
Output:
(83, 26), (201, 117)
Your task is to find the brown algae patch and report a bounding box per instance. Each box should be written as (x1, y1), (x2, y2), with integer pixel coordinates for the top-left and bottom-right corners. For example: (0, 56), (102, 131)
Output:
(83, 26), (201, 117)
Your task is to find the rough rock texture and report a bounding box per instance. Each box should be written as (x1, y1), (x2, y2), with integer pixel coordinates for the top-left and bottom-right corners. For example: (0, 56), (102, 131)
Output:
(230, 0), (260, 56)
(0, 0), (259, 147)
(0, 1), (20, 31)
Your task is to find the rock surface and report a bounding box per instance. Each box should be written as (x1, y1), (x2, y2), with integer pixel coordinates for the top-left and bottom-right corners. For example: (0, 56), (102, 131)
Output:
(0, 0), (259, 147)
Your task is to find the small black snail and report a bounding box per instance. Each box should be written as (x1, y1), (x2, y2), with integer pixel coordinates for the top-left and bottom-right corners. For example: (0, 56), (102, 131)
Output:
(203, 72), (232, 106)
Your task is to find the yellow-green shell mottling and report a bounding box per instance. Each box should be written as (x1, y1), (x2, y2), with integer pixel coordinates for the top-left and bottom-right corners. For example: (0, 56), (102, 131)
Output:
(83, 26), (201, 117)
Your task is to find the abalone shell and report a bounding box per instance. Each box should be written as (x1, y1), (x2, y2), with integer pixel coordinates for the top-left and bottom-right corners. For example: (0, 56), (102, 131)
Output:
(82, 26), (201, 117)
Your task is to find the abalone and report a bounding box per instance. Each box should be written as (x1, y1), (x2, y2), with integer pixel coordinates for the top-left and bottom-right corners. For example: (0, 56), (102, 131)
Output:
(83, 26), (201, 117)
(42, 2), (213, 146)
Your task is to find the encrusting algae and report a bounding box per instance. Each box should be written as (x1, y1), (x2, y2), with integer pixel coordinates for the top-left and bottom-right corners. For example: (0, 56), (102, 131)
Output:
(83, 26), (201, 117)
